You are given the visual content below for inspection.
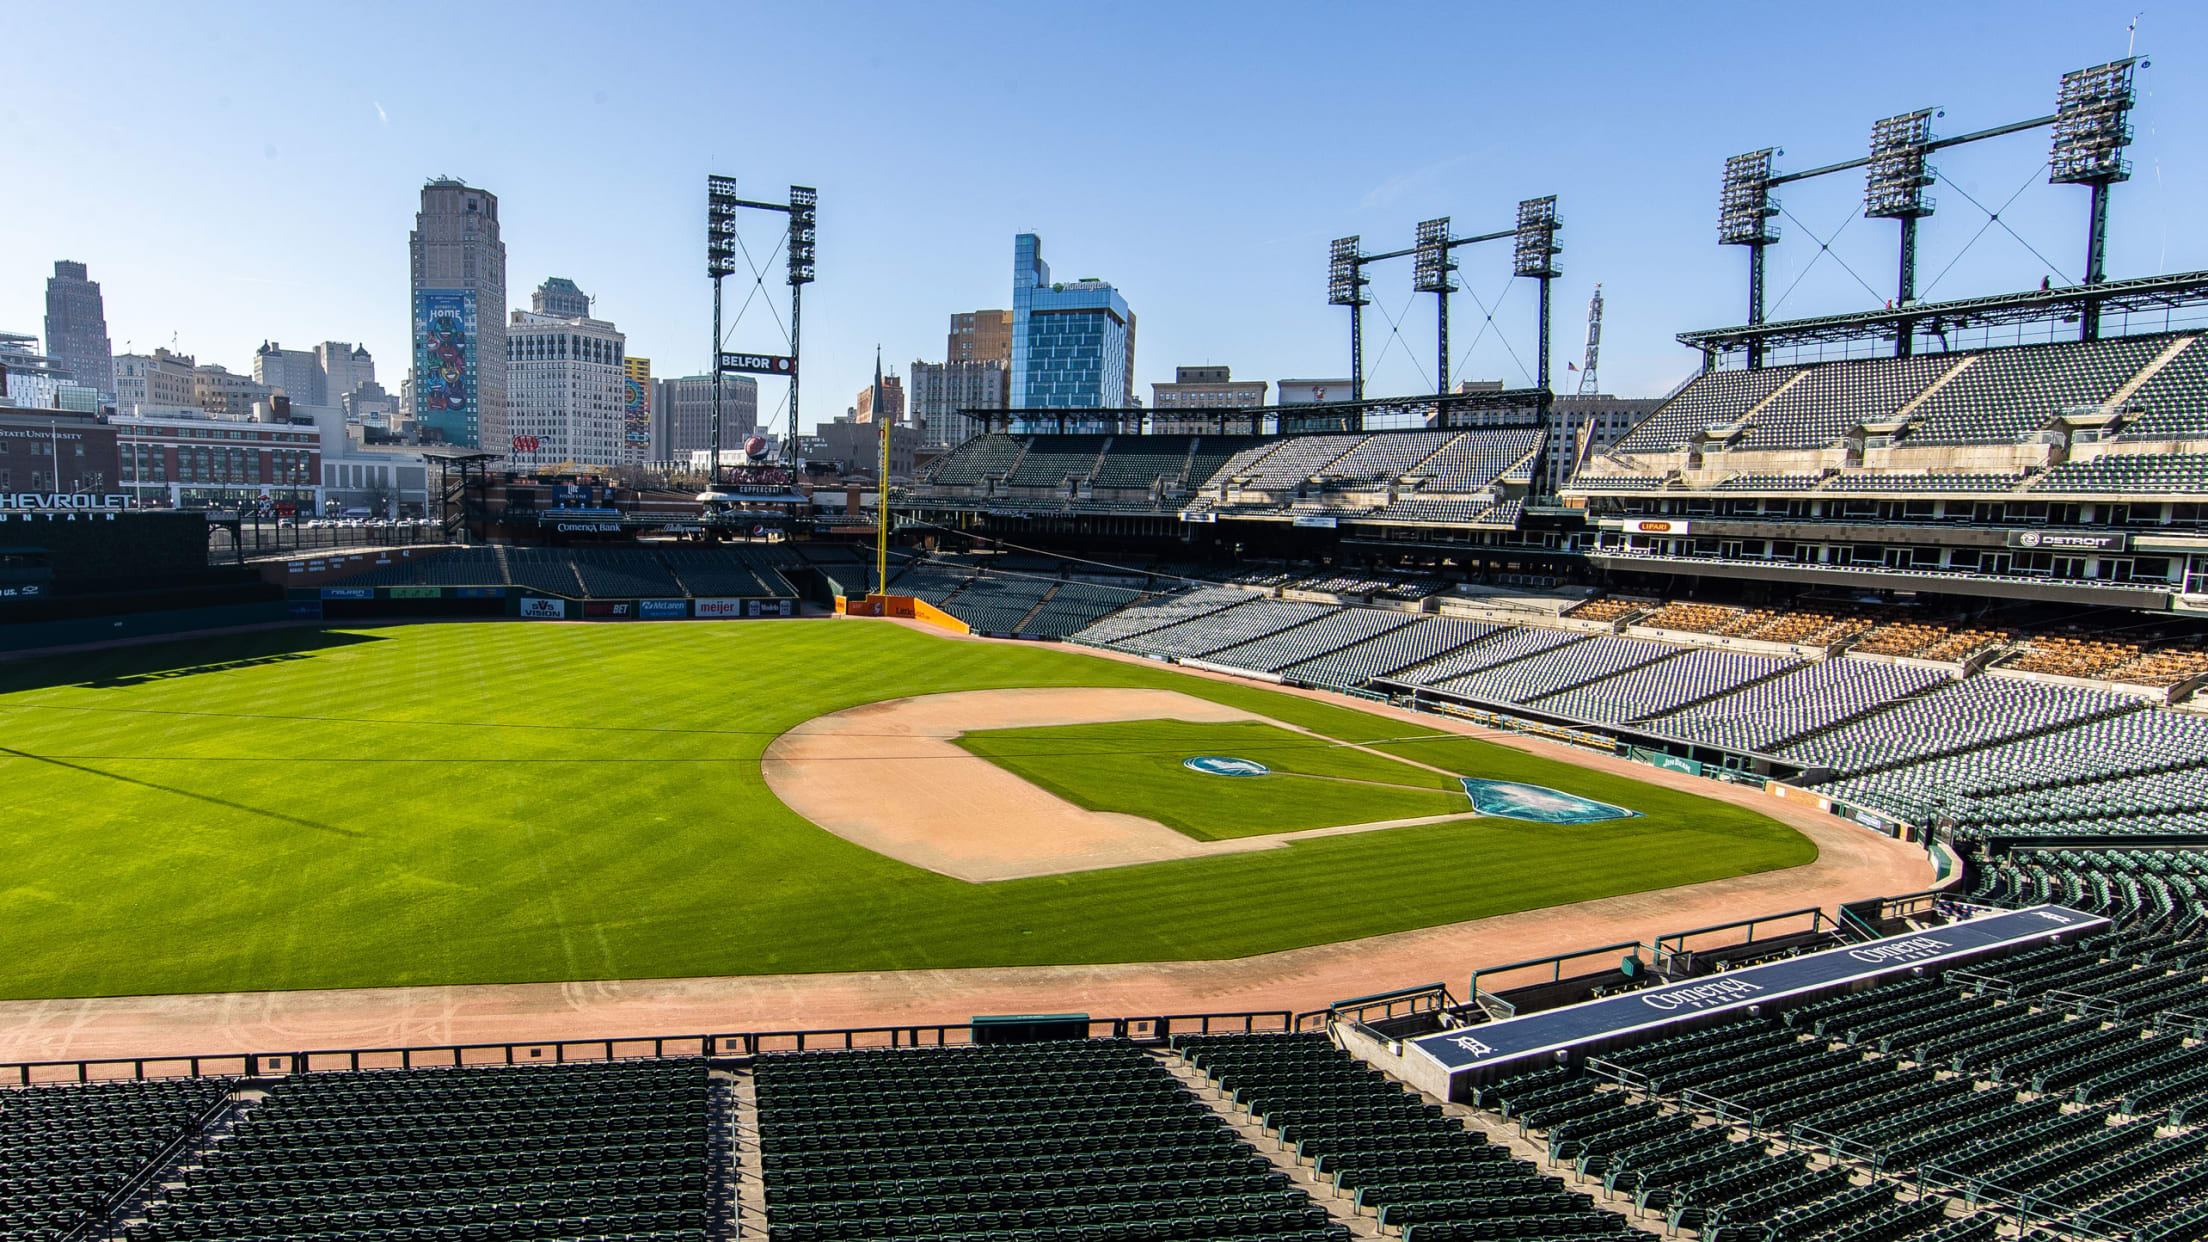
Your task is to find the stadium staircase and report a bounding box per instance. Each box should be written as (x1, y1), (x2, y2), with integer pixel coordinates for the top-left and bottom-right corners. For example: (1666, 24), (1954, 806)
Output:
(2105, 335), (2200, 417)
(1012, 582), (1063, 635)
(1618, 658), (1809, 726)
(1156, 1054), (1384, 1241)
(1753, 673), (1957, 755)
(1516, 648), (1691, 711)
(1392, 630), (1597, 684)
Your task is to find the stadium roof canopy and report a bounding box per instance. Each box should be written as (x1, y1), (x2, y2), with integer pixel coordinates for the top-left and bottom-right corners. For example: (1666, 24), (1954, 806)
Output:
(1677, 269), (2208, 358)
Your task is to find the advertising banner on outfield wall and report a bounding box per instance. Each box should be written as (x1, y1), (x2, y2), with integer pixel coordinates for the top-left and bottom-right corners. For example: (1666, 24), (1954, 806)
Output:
(694, 598), (745, 618)
(287, 600), (323, 619)
(519, 597), (567, 620)
(455, 586), (506, 599)
(583, 601), (634, 619)
(320, 587), (373, 600)
(639, 599), (688, 619)
(388, 586), (441, 599)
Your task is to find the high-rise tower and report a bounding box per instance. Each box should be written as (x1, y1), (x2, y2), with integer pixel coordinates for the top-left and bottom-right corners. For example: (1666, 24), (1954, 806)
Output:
(408, 178), (508, 450)
(42, 260), (115, 399)
(1009, 233), (1134, 413)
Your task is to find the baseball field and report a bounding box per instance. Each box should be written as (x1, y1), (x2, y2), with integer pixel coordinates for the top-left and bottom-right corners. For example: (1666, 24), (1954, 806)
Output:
(0, 620), (1817, 1002)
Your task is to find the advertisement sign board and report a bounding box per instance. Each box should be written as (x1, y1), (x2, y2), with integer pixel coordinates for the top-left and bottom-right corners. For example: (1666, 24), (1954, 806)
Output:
(1623, 518), (1689, 535)
(1292, 514), (1339, 529)
(388, 586), (441, 599)
(287, 600), (324, 619)
(320, 587), (373, 600)
(519, 597), (566, 620)
(583, 601), (634, 619)
(639, 599), (689, 619)
(694, 598), (745, 619)
(2006, 529), (2128, 552)
(623, 360), (652, 448)
(455, 586), (506, 599)
(718, 351), (797, 376)
(413, 289), (478, 444)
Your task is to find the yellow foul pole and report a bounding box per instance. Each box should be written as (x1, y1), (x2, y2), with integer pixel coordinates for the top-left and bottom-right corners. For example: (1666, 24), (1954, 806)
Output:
(876, 416), (889, 596)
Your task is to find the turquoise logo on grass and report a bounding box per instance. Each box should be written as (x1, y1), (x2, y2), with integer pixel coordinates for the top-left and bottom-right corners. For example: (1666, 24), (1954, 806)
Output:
(1461, 779), (1638, 823)
(1184, 756), (1271, 777)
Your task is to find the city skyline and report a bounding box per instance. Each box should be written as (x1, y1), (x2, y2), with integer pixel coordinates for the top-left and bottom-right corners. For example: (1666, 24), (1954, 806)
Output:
(7, 1), (2204, 446)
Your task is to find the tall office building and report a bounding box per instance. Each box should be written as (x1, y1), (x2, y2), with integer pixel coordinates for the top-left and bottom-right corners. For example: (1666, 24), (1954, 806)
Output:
(533, 277), (591, 318)
(506, 305), (629, 466)
(1150, 366), (1267, 434)
(254, 341), (324, 405)
(1009, 233), (1134, 413)
(42, 260), (115, 399)
(408, 178), (507, 450)
(652, 374), (756, 462)
(947, 310), (1013, 365)
(191, 364), (275, 420)
(622, 356), (653, 460)
(910, 359), (1006, 447)
(318, 341), (376, 404)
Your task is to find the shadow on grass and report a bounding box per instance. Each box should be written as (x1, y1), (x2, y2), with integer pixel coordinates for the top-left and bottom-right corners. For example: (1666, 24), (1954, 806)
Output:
(0, 746), (368, 838)
(0, 628), (388, 695)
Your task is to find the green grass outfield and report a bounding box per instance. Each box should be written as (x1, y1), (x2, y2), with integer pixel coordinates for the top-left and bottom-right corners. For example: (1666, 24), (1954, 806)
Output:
(0, 622), (1816, 1000)
(954, 719), (1472, 839)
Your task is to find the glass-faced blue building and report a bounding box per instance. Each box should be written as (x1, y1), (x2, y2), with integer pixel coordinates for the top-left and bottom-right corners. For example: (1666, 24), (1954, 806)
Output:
(1009, 233), (1136, 423)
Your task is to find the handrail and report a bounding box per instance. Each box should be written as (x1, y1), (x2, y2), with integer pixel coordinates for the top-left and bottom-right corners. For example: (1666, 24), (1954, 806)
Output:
(57, 1087), (236, 1242)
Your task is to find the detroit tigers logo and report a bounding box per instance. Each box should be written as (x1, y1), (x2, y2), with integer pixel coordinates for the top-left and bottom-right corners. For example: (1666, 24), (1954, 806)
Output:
(1183, 756), (1271, 777)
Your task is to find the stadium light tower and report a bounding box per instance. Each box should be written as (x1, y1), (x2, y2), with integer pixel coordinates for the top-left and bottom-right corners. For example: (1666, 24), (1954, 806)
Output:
(1512, 196), (1563, 392)
(1865, 109), (1939, 325)
(787, 186), (817, 440)
(1718, 150), (1781, 366)
(706, 175), (740, 488)
(2051, 58), (2141, 338)
(1327, 236), (1369, 401)
(1413, 218), (1457, 394)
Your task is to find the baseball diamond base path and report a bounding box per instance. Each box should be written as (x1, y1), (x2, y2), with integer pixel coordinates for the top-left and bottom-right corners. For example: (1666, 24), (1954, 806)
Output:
(762, 687), (1487, 881)
(0, 632), (1933, 1066)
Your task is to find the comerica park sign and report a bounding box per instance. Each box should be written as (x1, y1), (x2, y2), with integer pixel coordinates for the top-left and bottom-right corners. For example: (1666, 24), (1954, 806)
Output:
(1, 493), (130, 510)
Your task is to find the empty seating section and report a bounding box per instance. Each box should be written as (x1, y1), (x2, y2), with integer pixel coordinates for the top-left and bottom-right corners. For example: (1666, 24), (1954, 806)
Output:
(1612, 367), (1795, 453)
(661, 548), (784, 598)
(1091, 437), (1197, 489)
(1416, 429), (1543, 491)
(1429, 635), (1676, 706)
(1824, 471), (2027, 493)
(2035, 452), (2208, 494)
(756, 1041), (1340, 1242)
(333, 547), (504, 587)
(1570, 474), (1666, 490)
(1776, 676), (2136, 775)
(1024, 582), (1145, 640)
(939, 574), (1057, 635)
(1907, 337), (2165, 444)
(568, 550), (685, 598)
(1392, 627), (1581, 687)
(1973, 850), (2208, 930)
(1103, 599), (1339, 660)
(2117, 338), (2208, 441)
(1713, 473), (1823, 490)
(1816, 708), (2208, 835)
(3, 1077), (230, 1240)
(1281, 618), (1505, 689)
(1743, 354), (1956, 450)
(1173, 1032), (1623, 1242)
(1200, 609), (1418, 674)
(1068, 587), (1259, 645)
(1650, 658), (1950, 753)
(1363, 499), (1497, 525)
(133, 1059), (719, 1242)
(1564, 596), (1656, 623)
(502, 548), (584, 596)
(922, 434), (1025, 485)
(1639, 601), (1743, 635)
(1187, 438), (1278, 490)
(887, 564), (973, 607)
(1312, 431), (1457, 486)
(1235, 436), (1366, 490)
(1533, 647), (1798, 724)
(1007, 437), (1110, 487)
(1851, 618), (2011, 660)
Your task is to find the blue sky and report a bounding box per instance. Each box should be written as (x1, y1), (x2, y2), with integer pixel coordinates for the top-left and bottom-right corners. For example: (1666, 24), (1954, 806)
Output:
(8, 1), (2201, 438)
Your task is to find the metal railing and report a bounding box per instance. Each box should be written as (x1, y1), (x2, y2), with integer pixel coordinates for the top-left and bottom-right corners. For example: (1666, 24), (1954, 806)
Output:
(0, 1010), (1303, 1086)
